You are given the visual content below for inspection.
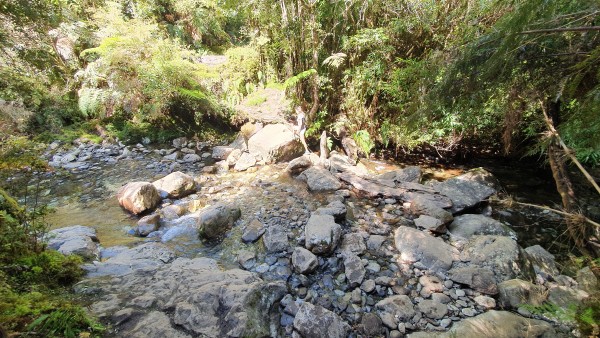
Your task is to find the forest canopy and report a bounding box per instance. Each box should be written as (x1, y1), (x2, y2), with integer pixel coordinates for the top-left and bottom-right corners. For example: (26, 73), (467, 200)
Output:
(0, 0), (598, 164)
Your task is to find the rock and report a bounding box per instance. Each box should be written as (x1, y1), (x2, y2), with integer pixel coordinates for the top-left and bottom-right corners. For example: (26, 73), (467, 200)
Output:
(314, 200), (347, 221)
(248, 123), (302, 163)
(576, 266), (598, 294)
(548, 285), (589, 309)
(414, 215), (446, 234)
(152, 171), (196, 199)
(525, 245), (559, 277)
(406, 310), (556, 338)
(305, 214), (342, 255)
(409, 195), (453, 225)
(83, 242), (176, 277)
(375, 295), (416, 328)
(242, 219), (266, 243)
(117, 182), (161, 215)
(376, 166), (422, 184)
(172, 137), (187, 149)
(340, 233), (367, 255)
(163, 151), (180, 161)
(431, 293), (451, 304)
(419, 275), (444, 298)
(136, 214), (160, 236)
(237, 250), (256, 270)
(298, 167), (342, 191)
(418, 300), (448, 319)
(182, 153), (201, 163)
(361, 279), (376, 293)
(233, 152), (257, 171)
(286, 153), (320, 175)
(46, 225), (99, 260)
(367, 235), (387, 251)
(448, 214), (516, 243)
(341, 137), (359, 163)
(328, 152), (370, 176)
(459, 235), (535, 283)
(343, 253), (366, 287)
(431, 176), (496, 214)
(196, 203), (241, 240)
(212, 146), (234, 160)
(215, 160), (229, 174)
(291, 247), (318, 274)
(293, 302), (350, 338)
(360, 312), (383, 336)
(83, 256), (286, 338)
(474, 295), (496, 309)
(262, 224), (289, 253)
(458, 168), (501, 190)
(226, 148), (242, 166)
(448, 267), (499, 295)
(394, 226), (459, 273)
(498, 279), (547, 309)
(127, 311), (192, 338)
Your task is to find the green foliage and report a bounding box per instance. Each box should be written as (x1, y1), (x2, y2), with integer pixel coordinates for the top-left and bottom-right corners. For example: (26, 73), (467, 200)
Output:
(27, 305), (105, 338)
(353, 130), (375, 156)
(283, 69), (317, 90)
(0, 136), (47, 171)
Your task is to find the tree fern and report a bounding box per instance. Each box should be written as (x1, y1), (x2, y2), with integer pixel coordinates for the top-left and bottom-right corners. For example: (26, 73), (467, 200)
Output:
(77, 88), (107, 118)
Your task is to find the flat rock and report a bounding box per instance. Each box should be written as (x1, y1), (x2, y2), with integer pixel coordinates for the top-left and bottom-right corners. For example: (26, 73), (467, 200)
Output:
(46, 225), (99, 260)
(83, 242), (176, 277)
(376, 166), (422, 184)
(448, 214), (516, 243)
(394, 226), (458, 273)
(431, 176), (496, 214)
(298, 167), (342, 191)
(448, 266), (499, 295)
(233, 152), (257, 171)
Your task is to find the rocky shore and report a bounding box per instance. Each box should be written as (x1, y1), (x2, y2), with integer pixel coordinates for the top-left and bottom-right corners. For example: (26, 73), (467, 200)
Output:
(41, 125), (597, 337)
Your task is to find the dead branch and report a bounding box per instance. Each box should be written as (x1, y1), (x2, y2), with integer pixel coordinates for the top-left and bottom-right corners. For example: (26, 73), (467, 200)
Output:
(519, 26), (600, 34)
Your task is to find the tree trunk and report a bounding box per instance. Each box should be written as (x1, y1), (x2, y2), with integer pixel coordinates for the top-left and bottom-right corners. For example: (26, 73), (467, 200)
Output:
(307, 0), (320, 122)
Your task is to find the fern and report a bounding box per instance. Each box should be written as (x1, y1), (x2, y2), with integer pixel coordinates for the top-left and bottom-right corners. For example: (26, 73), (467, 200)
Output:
(353, 130), (374, 156)
(283, 69), (317, 89)
(78, 88), (107, 118)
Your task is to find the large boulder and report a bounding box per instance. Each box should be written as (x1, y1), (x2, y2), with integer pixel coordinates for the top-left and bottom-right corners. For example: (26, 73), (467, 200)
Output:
(46, 225), (99, 260)
(298, 167), (342, 191)
(293, 302), (350, 338)
(196, 203), (241, 240)
(117, 182), (161, 215)
(407, 310), (556, 338)
(305, 214), (342, 255)
(247, 123), (302, 163)
(152, 171), (196, 199)
(459, 235), (535, 283)
(431, 175), (496, 214)
(448, 214), (516, 244)
(394, 226), (459, 272)
(79, 256), (287, 338)
(375, 295), (416, 328)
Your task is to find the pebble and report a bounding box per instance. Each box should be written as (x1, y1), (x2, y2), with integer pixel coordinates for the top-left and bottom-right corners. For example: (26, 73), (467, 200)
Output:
(461, 308), (477, 317)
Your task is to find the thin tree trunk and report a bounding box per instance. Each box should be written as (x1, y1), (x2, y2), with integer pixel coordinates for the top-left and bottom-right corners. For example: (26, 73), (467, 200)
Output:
(307, 0), (320, 122)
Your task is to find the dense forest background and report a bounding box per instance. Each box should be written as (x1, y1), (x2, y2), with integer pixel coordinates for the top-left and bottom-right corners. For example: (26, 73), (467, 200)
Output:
(1, 0), (598, 163)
